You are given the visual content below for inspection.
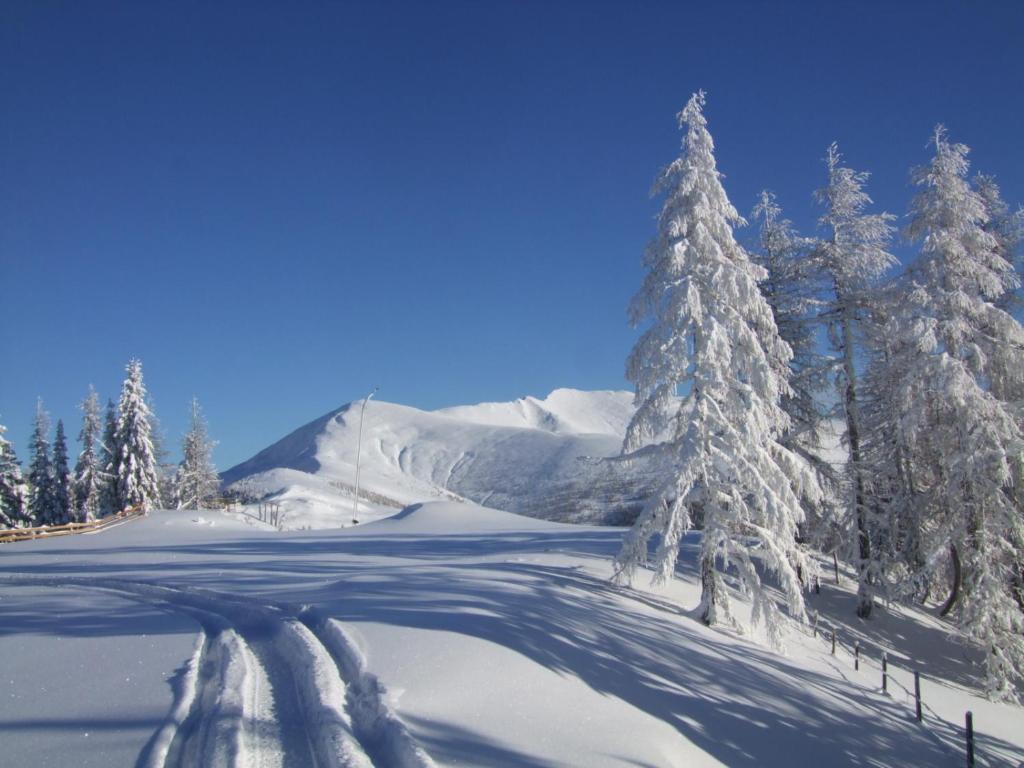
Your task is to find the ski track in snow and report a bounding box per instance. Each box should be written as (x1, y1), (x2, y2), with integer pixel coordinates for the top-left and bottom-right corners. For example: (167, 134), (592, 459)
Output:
(1, 575), (435, 768)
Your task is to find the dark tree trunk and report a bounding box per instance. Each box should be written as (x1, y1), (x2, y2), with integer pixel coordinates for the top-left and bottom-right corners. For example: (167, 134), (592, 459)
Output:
(939, 543), (961, 617)
(699, 551), (718, 625)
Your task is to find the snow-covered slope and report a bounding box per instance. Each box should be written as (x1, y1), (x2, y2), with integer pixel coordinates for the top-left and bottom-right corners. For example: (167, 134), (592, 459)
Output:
(222, 389), (660, 529)
(436, 388), (636, 436)
(2, 503), (1019, 766)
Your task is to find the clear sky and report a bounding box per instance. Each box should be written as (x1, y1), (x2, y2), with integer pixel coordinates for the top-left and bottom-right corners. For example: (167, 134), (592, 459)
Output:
(2, 1), (1022, 469)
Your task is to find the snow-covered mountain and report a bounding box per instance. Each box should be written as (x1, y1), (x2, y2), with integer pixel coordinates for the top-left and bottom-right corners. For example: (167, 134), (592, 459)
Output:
(222, 389), (663, 529)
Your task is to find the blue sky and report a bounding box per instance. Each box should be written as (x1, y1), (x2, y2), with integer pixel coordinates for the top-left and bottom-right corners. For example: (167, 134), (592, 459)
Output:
(2, 1), (1022, 469)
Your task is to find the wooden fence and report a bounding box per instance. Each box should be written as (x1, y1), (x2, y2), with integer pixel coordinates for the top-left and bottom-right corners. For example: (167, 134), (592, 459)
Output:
(810, 610), (987, 767)
(0, 506), (145, 544)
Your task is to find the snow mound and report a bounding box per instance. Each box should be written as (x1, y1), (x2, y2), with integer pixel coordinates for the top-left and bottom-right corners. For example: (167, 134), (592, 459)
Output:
(376, 501), (561, 534)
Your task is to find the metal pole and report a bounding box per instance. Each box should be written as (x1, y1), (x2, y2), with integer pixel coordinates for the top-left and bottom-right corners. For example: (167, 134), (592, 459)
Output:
(831, 629), (836, 655)
(855, 641), (860, 671)
(353, 387), (378, 523)
(882, 652), (887, 693)
(915, 671), (922, 722)
(966, 711), (974, 767)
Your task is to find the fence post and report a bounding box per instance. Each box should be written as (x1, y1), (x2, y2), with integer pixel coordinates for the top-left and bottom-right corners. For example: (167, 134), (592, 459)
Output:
(966, 711), (974, 767)
(855, 641), (860, 671)
(882, 652), (887, 693)
(831, 629), (836, 655)
(914, 671), (922, 722)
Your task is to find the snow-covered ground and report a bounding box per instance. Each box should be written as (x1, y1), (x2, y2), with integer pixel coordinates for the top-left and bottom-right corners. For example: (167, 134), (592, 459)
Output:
(2, 503), (1020, 767)
(220, 389), (666, 529)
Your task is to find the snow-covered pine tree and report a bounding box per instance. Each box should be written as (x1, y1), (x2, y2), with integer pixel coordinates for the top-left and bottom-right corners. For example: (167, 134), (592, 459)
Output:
(614, 92), (819, 648)
(98, 399), (118, 515)
(974, 174), (1024, 320)
(112, 359), (161, 512)
(26, 399), (53, 525)
(50, 419), (74, 525)
(884, 127), (1024, 700)
(751, 192), (824, 453)
(812, 143), (897, 619)
(860, 292), (925, 599)
(174, 397), (219, 510)
(751, 191), (837, 554)
(73, 386), (103, 522)
(149, 417), (175, 510)
(0, 421), (27, 528)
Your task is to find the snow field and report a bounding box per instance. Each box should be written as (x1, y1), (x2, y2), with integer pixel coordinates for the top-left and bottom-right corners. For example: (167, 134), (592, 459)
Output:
(140, 633), (205, 768)
(1, 575), (430, 768)
(0, 583), (202, 768)
(2, 505), (1021, 766)
(298, 610), (437, 768)
(273, 619), (371, 768)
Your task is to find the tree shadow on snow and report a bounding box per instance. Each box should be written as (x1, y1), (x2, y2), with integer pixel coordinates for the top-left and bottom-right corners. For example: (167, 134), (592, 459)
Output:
(302, 559), (962, 767)
(3, 522), (1019, 765)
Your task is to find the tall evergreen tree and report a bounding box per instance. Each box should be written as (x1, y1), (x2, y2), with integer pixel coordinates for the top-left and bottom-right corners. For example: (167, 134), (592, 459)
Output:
(974, 173), (1024, 320)
(751, 191), (824, 451)
(50, 419), (73, 525)
(98, 399), (118, 515)
(751, 191), (838, 552)
(883, 127), (1024, 700)
(860, 293), (924, 598)
(26, 399), (52, 525)
(149, 414), (174, 509)
(174, 397), (219, 509)
(73, 386), (103, 522)
(0, 421), (27, 528)
(812, 143), (897, 618)
(112, 359), (161, 512)
(614, 92), (818, 648)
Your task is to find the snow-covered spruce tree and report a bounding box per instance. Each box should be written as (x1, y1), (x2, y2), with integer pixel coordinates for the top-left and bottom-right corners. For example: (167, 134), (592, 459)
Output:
(974, 174), (1024, 324)
(0, 421), (27, 528)
(112, 360), (161, 512)
(812, 144), (897, 619)
(751, 191), (825, 455)
(886, 127), (1024, 700)
(614, 92), (819, 648)
(26, 399), (53, 525)
(751, 191), (838, 554)
(98, 399), (118, 515)
(174, 397), (219, 510)
(73, 386), (103, 522)
(50, 419), (74, 525)
(859, 293), (927, 600)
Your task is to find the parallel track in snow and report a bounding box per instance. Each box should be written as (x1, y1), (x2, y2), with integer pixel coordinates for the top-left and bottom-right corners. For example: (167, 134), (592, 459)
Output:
(1, 576), (435, 768)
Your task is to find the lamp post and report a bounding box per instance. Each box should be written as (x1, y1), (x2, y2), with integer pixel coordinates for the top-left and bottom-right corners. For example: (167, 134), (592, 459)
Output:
(352, 387), (377, 523)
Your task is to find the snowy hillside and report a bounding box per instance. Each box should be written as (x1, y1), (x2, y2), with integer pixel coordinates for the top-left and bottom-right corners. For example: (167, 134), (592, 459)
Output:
(436, 388), (636, 436)
(2, 503), (1019, 767)
(222, 389), (662, 529)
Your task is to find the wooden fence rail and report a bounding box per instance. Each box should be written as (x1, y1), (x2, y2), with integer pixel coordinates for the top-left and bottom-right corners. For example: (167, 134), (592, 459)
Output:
(0, 506), (145, 544)
(809, 610), (982, 767)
